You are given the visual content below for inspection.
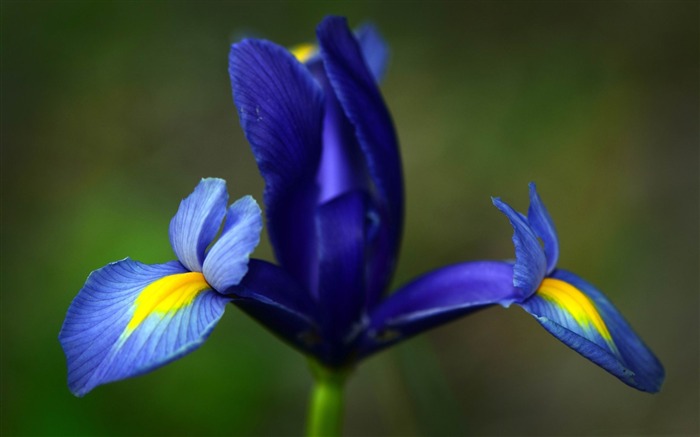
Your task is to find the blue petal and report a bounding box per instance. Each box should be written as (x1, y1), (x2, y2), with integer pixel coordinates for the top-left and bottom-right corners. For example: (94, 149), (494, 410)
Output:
(358, 261), (517, 358)
(315, 191), (368, 363)
(59, 259), (230, 396)
(169, 178), (228, 272)
(492, 196), (547, 298)
(518, 269), (664, 392)
(527, 182), (559, 275)
(202, 195), (262, 293)
(233, 259), (320, 356)
(315, 71), (371, 205)
(317, 16), (404, 293)
(229, 38), (324, 291)
(355, 22), (389, 83)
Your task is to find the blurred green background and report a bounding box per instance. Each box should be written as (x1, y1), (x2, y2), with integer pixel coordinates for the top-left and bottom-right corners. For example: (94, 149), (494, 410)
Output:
(2, 1), (698, 436)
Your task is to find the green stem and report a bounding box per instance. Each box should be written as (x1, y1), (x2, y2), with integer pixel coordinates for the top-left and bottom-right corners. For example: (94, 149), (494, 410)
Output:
(306, 360), (350, 437)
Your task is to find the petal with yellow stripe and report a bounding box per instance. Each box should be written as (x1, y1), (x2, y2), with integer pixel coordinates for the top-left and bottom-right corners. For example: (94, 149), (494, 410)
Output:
(59, 259), (231, 397)
(518, 270), (664, 392)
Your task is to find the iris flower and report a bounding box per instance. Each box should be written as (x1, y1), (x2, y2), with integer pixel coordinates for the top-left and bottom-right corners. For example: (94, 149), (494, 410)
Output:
(60, 15), (662, 436)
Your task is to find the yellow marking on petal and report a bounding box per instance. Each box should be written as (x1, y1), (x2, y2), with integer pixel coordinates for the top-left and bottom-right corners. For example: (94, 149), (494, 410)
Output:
(537, 278), (619, 354)
(290, 43), (317, 63)
(126, 272), (211, 333)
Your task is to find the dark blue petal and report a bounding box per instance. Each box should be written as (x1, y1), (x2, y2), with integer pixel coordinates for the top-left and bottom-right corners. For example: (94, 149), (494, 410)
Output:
(315, 71), (371, 205)
(233, 259), (320, 356)
(519, 269), (664, 392)
(358, 261), (517, 358)
(169, 178), (228, 272)
(293, 22), (388, 85)
(527, 182), (559, 275)
(229, 38), (324, 291)
(492, 196), (547, 299)
(355, 22), (389, 83)
(315, 191), (367, 363)
(202, 196), (262, 293)
(59, 259), (230, 396)
(317, 16), (404, 295)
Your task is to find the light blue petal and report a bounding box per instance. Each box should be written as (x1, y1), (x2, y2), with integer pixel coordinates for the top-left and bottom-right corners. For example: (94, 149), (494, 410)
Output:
(202, 196), (263, 293)
(355, 22), (389, 83)
(169, 178), (228, 272)
(519, 269), (664, 392)
(527, 182), (559, 275)
(492, 196), (547, 299)
(59, 259), (230, 397)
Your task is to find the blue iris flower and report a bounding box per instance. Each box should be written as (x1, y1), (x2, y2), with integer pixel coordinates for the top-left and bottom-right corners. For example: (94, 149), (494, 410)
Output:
(59, 16), (663, 397)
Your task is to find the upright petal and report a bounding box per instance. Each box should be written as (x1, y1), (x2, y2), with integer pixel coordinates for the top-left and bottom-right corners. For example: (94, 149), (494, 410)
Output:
(59, 259), (230, 396)
(233, 259), (320, 356)
(527, 182), (559, 275)
(229, 38), (324, 290)
(493, 197), (547, 298)
(317, 16), (404, 299)
(518, 270), (664, 392)
(169, 178), (228, 272)
(203, 195), (262, 293)
(291, 22), (388, 83)
(358, 261), (517, 358)
(315, 191), (367, 364)
(355, 22), (389, 83)
(315, 70), (371, 205)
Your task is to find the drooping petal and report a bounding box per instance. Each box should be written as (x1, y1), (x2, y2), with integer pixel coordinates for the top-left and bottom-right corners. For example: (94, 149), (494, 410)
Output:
(355, 22), (389, 83)
(518, 270), (664, 392)
(527, 182), (559, 275)
(202, 195), (262, 293)
(315, 191), (368, 363)
(59, 259), (230, 397)
(358, 261), (517, 358)
(233, 259), (320, 356)
(317, 17), (404, 284)
(229, 38), (324, 291)
(492, 196), (547, 298)
(169, 178), (228, 272)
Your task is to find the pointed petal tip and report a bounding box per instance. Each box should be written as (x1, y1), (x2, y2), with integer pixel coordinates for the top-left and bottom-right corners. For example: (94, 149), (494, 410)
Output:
(202, 194), (263, 293)
(492, 193), (547, 298)
(526, 182), (559, 274)
(169, 179), (229, 272)
(354, 21), (390, 82)
(318, 15), (347, 28)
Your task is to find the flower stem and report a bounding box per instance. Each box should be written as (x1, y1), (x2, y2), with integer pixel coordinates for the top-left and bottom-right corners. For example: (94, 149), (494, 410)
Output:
(306, 360), (350, 437)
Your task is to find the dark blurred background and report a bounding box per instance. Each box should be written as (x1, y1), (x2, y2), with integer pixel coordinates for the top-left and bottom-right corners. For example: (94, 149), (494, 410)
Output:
(2, 1), (698, 436)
